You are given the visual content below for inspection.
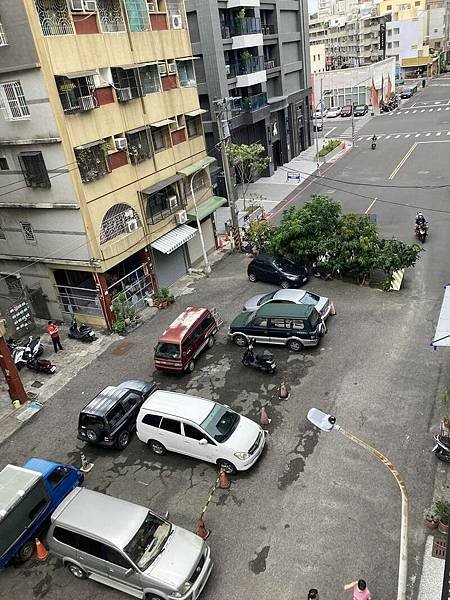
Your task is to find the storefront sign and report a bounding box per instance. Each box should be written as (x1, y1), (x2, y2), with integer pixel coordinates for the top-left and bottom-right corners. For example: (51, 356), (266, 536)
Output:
(9, 301), (33, 332)
(286, 171), (300, 183)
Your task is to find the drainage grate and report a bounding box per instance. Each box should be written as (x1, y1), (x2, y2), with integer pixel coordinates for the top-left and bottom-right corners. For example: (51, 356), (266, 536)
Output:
(432, 536), (447, 559)
(112, 342), (133, 356)
(31, 381), (43, 388)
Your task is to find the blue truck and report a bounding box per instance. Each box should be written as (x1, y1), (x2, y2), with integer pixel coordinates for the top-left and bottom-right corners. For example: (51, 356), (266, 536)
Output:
(0, 457), (83, 570)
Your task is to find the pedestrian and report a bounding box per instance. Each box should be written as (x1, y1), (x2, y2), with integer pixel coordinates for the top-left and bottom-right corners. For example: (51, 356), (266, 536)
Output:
(47, 320), (63, 353)
(308, 589), (319, 600)
(344, 579), (372, 600)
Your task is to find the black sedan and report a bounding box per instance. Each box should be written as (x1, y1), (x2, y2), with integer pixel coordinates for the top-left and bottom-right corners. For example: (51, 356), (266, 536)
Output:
(354, 104), (368, 117)
(247, 255), (308, 288)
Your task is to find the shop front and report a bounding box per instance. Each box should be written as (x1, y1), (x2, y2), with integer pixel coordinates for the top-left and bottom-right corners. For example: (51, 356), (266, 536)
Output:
(151, 224), (198, 288)
(186, 195), (226, 265)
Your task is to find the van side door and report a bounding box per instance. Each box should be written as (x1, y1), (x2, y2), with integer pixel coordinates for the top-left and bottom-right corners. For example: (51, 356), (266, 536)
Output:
(76, 533), (106, 576)
(181, 422), (218, 462)
(267, 318), (290, 345)
(158, 417), (185, 454)
(103, 545), (143, 594)
(181, 336), (194, 369)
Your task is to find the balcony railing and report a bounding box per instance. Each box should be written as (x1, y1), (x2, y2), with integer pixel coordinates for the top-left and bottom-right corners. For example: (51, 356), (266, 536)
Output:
(262, 24), (276, 35)
(242, 92), (268, 112)
(227, 56), (265, 78)
(264, 59), (277, 70)
(230, 17), (261, 36)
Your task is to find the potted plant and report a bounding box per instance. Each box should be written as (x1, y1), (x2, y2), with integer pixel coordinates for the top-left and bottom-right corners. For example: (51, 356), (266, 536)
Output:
(434, 499), (450, 534)
(153, 287), (175, 309)
(424, 502), (440, 529)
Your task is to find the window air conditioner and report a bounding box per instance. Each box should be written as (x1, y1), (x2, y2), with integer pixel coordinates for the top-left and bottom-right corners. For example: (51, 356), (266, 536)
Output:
(117, 87), (132, 102)
(175, 210), (187, 225)
(167, 62), (177, 74)
(83, 0), (97, 11)
(114, 137), (128, 151)
(70, 0), (83, 10)
(168, 195), (178, 209)
(225, 64), (230, 75)
(158, 63), (167, 75)
(127, 218), (139, 232)
(78, 95), (95, 111)
(124, 209), (134, 219)
(147, 0), (157, 12)
(171, 14), (183, 29)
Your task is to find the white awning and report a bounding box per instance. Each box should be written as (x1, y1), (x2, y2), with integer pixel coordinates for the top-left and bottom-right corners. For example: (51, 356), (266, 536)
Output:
(75, 139), (105, 150)
(176, 56), (200, 61)
(432, 284), (450, 348)
(151, 118), (176, 128)
(65, 69), (98, 79)
(185, 108), (207, 117)
(151, 225), (197, 254)
(118, 62), (157, 70)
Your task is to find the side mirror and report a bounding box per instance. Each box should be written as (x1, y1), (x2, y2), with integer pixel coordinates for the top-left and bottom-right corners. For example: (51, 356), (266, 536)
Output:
(164, 510), (169, 519)
(124, 568), (135, 578)
(199, 438), (208, 445)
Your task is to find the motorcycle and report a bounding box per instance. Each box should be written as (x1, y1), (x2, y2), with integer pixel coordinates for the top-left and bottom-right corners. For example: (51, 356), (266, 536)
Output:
(432, 433), (450, 463)
(11, 345), (56, 374)
(415, 222), (428, 243)
(371, 140), (377, 150)
(25, 355), (56, 374)
(242, 340), (276, 374)
(68, 318), (96, 342)
(8, 335), (43, 358)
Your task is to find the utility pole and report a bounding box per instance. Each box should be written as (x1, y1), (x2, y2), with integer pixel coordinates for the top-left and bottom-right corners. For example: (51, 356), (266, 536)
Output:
(214, 98), (241, 251)
(0, 319), (27, 405)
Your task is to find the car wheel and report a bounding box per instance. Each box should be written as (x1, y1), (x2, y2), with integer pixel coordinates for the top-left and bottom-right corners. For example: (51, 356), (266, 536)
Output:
(217, 459), (237, 475)
(187, 360), (195, 373)
(281, 280), (290, 289)
(233, 334), (248, 347)
(17, 539), (35, 562)
(287, 339), (303, 352)
(148, 440), (166, 455)
(207, 335), (215, 349)
(145, 595), (164, 600)
(116, 430), (131, 450)
(67, 562), (87, 580)
(248, 273), (257, 283)
(85, 428), (100, 443)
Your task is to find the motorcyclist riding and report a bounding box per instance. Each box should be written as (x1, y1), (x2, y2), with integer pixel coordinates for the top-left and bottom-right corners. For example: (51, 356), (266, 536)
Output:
(371, 134), (377, 150)
(415, 211), (426, 226)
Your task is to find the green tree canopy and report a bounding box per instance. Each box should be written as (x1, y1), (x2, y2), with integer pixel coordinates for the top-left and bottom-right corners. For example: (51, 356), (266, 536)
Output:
(226, 143), (269, 208)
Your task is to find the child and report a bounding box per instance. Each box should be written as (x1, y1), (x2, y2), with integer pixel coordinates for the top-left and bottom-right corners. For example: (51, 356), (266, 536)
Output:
(344, 579), (372, 600)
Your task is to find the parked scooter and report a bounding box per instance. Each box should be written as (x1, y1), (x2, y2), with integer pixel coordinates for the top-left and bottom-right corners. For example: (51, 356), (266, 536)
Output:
(68, 318), (96, 342)
(25, 355), (56, 374)
(242, 339), (276, 374)
(7, 335), (43, 358)
(11, 345), (56, 374)
(432, 433), (450, 463)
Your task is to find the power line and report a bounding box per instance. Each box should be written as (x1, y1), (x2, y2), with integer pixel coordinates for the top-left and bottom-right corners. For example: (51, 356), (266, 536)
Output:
(0, 159), (78, 192)
(0, 165), (79, 200)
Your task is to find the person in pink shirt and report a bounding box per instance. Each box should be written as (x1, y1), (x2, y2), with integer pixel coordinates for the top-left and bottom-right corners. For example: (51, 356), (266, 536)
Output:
(344, 578), (372, 600)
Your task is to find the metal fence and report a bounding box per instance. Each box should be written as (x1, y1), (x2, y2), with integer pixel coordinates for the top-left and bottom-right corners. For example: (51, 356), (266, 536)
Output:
(108, 264), (154, 313)
(55, 285), (102, 317)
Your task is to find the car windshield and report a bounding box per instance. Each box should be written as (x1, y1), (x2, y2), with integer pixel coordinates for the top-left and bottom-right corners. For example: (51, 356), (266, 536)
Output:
(355, 105), (365, 110)
(124, 512), (172, 572)
(80, 414), (106, 429)
(155, 342), (180, 359)
(301, 292), (320, 305)
(273, 258), (296, 271)
(257, 292), (276, 306)
(309, 310), (321, 328)
(201, 404), (240, 442)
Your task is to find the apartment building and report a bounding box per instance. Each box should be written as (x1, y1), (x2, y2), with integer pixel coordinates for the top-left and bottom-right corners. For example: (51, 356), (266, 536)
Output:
(0, 0), (223, 332)
(185, 0), (311, 179)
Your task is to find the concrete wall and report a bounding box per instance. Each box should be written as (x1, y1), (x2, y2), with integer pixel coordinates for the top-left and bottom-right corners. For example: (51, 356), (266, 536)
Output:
(0, 0), (38, 73)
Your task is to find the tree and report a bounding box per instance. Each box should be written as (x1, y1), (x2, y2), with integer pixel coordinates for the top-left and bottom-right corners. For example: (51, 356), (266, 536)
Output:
(244, 219), (272, 254)
(226, 142), (269, 209)
(376, 238), (422, 290)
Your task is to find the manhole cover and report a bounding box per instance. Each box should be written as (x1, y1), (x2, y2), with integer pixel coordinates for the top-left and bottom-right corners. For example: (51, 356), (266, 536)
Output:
(31, 381), (43, 388)
(112, 342), (133, 356)
(432, 536), (447, 559)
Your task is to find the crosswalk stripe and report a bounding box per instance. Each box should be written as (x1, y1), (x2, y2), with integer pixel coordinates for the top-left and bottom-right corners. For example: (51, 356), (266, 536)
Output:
(395, 135), (400, 138)
(385, 135), (391, 139)
(438, 108), (442, 112)
(425, 132), (431, 136)
(405, 110), (409, 114)
(446, 107), (450, 111)
(415, 133), (420, 138)
(421, 109), (425, 112)
(357, 137), (363, 142)
(429, 108), (434, 112)
(412, 110), (417, 113)
(405, 134), (410, 138)
(447, 131), (450, 135)
(436, 132), (442, 136)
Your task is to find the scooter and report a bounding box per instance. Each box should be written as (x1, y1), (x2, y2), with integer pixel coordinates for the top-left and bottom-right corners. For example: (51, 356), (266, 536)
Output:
(68, 318), (96, 342)
(415, 223), (428, 243)
(25, 354), (56, 374)
(432, 433), (450, 463)
(242, 340), (276, 374)
(371, 140), (377, 150)
(11, 345), (56, 374)
(7, 335), (43, 358)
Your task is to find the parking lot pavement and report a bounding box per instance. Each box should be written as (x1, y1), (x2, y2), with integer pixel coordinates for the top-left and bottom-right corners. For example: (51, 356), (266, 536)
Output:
(0, 250), (445, 600)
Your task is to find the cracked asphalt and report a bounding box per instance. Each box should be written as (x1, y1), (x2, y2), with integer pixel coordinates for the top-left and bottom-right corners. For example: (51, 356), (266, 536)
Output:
(1, 78), (450, 600)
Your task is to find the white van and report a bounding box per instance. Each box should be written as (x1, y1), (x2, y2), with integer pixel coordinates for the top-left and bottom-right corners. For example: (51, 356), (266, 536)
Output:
(136, 391), (266, 474)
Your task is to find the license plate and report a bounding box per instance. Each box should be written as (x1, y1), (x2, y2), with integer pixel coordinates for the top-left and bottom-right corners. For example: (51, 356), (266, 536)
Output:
(303, 277), (307, 282)
(50, 366), (56, 373)
(89, 332), (95, 337)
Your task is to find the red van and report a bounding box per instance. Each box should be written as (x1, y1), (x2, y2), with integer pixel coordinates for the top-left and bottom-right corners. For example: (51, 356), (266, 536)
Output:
(154, 307), (218, 373)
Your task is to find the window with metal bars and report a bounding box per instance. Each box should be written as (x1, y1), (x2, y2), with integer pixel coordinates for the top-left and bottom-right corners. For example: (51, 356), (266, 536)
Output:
(0, 81), (30, 121)
(126, 129), (152, 164)
(18, 152), (51, 188)
(123, 0), (150, 32)
(186, 115), (202, 138)
(0, 17), (7, 46)
(111, 67), (142, 99)
(55, 76), (95, 113)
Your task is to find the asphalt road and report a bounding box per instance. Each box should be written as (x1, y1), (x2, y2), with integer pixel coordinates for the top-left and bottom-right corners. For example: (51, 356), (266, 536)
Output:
(1, 78), (450, 600)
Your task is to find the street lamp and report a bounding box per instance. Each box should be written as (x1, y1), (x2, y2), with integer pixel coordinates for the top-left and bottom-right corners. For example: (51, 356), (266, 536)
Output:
(190, 168), (211, 275)
(307, 408), (408, 600)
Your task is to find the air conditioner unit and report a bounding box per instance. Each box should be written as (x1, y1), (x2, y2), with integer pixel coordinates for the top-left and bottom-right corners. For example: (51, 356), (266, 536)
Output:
(78, 95), (95, 111)
(117, 87), (132, 102)
(147, 0), (157, 12)
(175, 210), (187, 225)
(158, 63), (167, 75)
(225, 64), (230, 75)
(167, 62), (177, 74)
(70, 0), (83, 10)
(124, 209), (134, 219)
(84, 0), (97, 11)
(127, 218), (139, 232)
(168, 195), (178, 209)
(114, 137), (128, 151)
(171, 14), (183, 29)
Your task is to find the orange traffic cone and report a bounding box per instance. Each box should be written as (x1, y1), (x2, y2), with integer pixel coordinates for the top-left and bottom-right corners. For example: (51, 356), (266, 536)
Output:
(330, 302), (336, 316)
(196, 517), (210, 540)
(278, 382), (289, 400)
(260, 406), (271, 426)
(35, 538), (48, 561)
(218, 469), (231, 489)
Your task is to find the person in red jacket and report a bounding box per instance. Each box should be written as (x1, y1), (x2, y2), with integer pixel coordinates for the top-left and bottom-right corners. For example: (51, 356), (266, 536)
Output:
(47, 321), (63, 353)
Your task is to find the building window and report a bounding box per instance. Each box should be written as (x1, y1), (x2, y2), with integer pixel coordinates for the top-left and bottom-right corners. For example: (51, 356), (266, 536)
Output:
(387, 29), (392, 36)
(18, 152), (50, 188)
(55, 76), (95, 113)
(176, 60), (196, 87)
(123, 0), (150, 32)
(185, 170), (209, 202)
(0, 81), (30, 121)
(100, 203), (142, 244)
(393, 27), (400, 34)
(20, 222), (36, 244)
(0, 157), (9, 170)
(0, 17), (7, 46)
(393, 40), (399, 47)
(387, 42), (392, 48)
(34, 0), (73, 36)
(386, 4), (392, 9)
(186, 115), (202, 138)
(126, 128), (152, 163)
(97, 0), (125, 33)
(111, 67), (142, 100)
(151, 126), (170, 152)
(145, 187), (181, 224)
(139, 64), (161, 94)
(75, 143), (110, 183)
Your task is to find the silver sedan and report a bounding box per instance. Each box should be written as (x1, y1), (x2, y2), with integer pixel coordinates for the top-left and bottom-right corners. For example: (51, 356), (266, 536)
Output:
(242, 289), (332, 319)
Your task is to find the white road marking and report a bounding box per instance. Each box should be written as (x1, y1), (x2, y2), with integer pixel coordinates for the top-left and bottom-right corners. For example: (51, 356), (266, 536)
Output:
(415, 134), (421, 138)
(429, 108), (434, 112)
(425, 132), (431, 136)
(436, 132), (442, 136)
(446, 107), (450, 111)
(385, 135), (391, 139)
(405, 134), (410, 138)
(364, 198), (378, 214)
(438, 108), (442, 112)
(412, 110), (417, 114)
(357, 137), (363, 142)
(435, 101), (440, 104)
(421, 109), (425, 112)
(395, 135), (401, 138)
(405, 110), (410, 114)
(447, 131), (450, 135)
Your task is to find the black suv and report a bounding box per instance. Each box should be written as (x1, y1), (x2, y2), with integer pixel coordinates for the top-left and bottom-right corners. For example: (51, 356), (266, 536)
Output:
(78, 380), (157, 449)
(248, 255), (308, 288)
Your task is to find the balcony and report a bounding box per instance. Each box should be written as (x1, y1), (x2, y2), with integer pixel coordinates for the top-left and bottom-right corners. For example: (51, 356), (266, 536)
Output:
(235, 56), (267, 87)
(242, 92), (268, 112)
(264, 59), (278, 71)
(262, 24), (276, 36)
(222, 17), (263, 49)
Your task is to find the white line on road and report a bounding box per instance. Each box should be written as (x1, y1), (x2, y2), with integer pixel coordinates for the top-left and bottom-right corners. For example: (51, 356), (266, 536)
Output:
(405, 110), (409, 114)
(421, 109), (425, 112)
(389, 143), (417, 180)
(395, 135), (401, 138)
(405, 134), (410, 138)
(357, 137), (363, 142)
(425, 132), (431, 136)
(435, 101), (440, 104)
(415, 134), (421, 138)
(385, 135), (391, 139)
(324, 126), (336, 138)
(447, 107), (450, 111)
(364, 198), (377, 214)
(413, 110), (417, 113)
(438, 108), (442, 112)
(436, 132), (442, 136)
(429, 109), (434, 112)
(447, 131), (450, 135)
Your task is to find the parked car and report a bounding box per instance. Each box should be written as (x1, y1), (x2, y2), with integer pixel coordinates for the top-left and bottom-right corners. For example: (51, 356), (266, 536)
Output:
(242, 288), (331, 319)
(313, 108), (327, 119)
(326, 106), (341, 118)
(47, 487), (213, 599)
(229, 303), (326, 352)
(137, 390), (266, 474)
(354, 104), (368, 117)
(340, 105), (353, 117)
(247, 255), (308, 288)
(77, 379), (157, 449)
(400, 84), (417, 98)
(154, 307), (218, 374)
